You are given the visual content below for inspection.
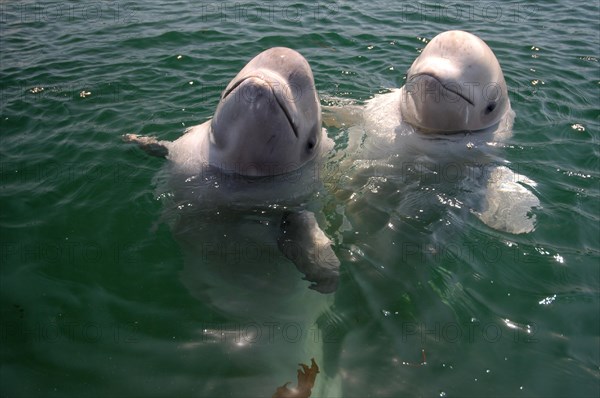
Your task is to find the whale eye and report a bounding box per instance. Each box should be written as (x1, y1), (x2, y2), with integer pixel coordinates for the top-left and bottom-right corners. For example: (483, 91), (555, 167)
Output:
(485, 102), (497, 114)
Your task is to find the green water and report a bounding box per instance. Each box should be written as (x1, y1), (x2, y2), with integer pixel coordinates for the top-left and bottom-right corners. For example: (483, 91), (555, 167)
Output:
(1, 1), (598, 397)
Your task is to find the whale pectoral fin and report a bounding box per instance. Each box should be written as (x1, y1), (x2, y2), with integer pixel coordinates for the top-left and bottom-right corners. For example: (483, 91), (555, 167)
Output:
(474, 166), (540, 234)
(122, 133), (170, 158)
(277, 211), (340, 294)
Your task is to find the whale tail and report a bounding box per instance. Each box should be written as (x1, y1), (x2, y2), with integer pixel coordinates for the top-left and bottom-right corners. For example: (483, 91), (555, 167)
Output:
(272, 358), (320, 398)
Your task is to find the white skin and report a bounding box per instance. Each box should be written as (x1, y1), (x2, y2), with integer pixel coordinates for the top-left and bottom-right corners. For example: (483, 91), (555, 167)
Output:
(399, 30), (510, 133)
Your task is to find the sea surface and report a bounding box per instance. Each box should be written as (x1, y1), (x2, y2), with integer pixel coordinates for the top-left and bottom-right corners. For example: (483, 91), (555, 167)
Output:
(1, 1), (599, 397)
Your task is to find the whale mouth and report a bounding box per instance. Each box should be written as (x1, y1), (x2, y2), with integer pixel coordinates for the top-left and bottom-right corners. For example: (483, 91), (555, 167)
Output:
(409, 72), (474, 106)
(222, 75), (299, 138)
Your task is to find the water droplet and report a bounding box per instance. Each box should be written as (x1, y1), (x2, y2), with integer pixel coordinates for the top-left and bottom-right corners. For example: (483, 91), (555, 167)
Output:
(539, 294), (556, 305)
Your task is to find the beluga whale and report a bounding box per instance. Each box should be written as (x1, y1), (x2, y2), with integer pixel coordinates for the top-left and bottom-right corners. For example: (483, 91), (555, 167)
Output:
(315, 32), (541, 397)
(124, 47), (341, 396)
(326, 30), (540, 235)
(125, 46), (339, 291)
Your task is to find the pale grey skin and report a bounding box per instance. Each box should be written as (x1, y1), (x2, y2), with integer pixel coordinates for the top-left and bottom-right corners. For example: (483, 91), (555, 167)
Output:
(326, 30), (539, 234)
(125, 47), (340, 291)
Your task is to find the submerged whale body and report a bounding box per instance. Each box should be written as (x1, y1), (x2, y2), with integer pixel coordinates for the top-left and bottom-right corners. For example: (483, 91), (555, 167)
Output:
(125, 47), (342, 396)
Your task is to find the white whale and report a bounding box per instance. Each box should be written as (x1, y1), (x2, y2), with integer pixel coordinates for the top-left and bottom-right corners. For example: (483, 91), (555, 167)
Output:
(125, 47), (339, 289)
(326, 30), (539, 234)
(124, 47), (341, 396)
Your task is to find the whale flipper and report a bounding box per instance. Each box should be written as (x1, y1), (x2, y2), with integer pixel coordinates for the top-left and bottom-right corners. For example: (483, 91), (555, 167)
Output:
(278, 211), (340, 294)
(474, 165), (540, 234)
(123, 133), (170, 158)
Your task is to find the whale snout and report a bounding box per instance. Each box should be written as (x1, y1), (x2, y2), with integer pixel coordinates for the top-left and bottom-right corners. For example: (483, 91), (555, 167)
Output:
(222, 75), (299, 138)
(406, 73), (475, 106)
(223, 75), (273, 103)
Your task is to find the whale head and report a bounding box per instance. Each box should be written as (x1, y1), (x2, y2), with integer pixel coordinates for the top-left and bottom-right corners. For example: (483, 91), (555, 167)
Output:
(209, 47), (322, 176)
(400, 30), (510, 133)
